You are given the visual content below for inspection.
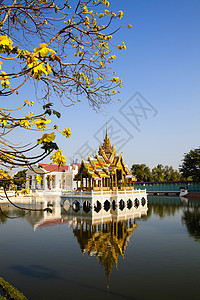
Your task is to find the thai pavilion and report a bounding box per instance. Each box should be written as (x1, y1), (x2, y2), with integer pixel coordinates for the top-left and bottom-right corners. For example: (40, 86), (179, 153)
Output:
(74, 128), (136, 191)
(62, 128), (147, 208)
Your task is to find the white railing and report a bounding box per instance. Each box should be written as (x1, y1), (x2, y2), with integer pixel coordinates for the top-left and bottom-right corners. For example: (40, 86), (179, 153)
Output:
(61, 190), (92, 196)
(61, 188), (146, 197)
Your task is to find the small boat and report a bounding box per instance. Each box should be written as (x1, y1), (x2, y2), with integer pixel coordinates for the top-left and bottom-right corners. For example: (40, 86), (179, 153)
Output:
(179, 186), (188, 197)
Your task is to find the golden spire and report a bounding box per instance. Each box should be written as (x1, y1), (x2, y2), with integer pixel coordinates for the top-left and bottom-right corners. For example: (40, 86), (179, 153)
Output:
(99, 123), (113, 159)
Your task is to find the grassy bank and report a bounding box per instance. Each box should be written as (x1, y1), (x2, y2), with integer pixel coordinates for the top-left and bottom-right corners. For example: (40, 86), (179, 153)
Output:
(0, 277), (28, 300)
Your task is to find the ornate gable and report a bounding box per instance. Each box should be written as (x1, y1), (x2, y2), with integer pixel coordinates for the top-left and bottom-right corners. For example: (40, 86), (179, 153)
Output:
(98, 126), (116, 163)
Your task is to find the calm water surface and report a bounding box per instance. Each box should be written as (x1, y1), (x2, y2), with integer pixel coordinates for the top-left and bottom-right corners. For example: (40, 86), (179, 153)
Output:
(0, 196), (200, 300)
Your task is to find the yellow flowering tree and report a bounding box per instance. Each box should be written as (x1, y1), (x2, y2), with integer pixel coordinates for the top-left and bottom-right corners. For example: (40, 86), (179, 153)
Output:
(0, 0), (130, 177)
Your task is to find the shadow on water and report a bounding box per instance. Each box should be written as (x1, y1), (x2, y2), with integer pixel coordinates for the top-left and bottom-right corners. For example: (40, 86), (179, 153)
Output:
(56, 277), (139, 300)
(11, 264), (61, 280)
(11, 260), (139, 299)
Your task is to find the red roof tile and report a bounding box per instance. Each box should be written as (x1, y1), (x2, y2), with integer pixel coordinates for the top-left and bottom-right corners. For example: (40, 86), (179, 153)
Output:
(38, 164), (69, 172)
(36, 218), (69, 228)
(38, 163), (81, 172)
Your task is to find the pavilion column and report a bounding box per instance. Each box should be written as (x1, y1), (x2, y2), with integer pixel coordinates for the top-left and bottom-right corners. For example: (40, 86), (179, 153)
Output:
(81, 174), (83, 190)
(89, 178), (91, 190)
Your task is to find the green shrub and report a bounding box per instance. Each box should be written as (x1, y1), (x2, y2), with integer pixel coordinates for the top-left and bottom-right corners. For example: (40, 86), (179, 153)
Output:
(0, 277), (28, 300)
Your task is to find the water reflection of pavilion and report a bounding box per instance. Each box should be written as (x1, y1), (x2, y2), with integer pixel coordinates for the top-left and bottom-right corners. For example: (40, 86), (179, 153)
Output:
(25, 197), (147, 283)
(64, 202), (148, 283)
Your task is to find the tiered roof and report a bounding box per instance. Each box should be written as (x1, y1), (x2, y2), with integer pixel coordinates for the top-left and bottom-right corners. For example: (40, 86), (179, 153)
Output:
(75, 128), (136, 182)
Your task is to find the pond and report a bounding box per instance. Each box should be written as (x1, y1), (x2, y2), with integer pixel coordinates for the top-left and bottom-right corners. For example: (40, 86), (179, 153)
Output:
(0, 196), (200, 300)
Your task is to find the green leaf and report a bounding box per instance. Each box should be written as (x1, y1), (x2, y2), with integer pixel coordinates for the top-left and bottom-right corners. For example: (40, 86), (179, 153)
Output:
(41, 141), (59, 152)
(53, 110), (61, 118)
(45, 109), (52, 116)
(43, 103), (53, 110)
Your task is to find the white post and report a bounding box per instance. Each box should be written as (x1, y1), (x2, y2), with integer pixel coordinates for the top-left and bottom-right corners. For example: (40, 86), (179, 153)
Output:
(44, 174), (48, 191)
(25, 175), (28, 189)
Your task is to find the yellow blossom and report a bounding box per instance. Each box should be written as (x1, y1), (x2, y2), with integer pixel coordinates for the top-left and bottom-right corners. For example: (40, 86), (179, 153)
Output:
(118, 43), (126, 50)
(36, 175), (42, 184)
(0, 35), (13, 53)
(99, 61), (104, 68)
(38, 132), (56, 144)
(112, 77), (119, 83)
(111, 11), (116, 17)
(83, 5), (88, 13)
(20, 119), (31, 128)
(34, 118), (51, 129)
(50, 150), (66, 166)
(128, 24), (132, 29)
(24, 100), (34, 107)
(21, 188), (30, 195)
(0, 35), (13, 46)
(83, 16), (90, 27)
(0, 71), (10, 88)
(118, 11), (123, 19)
(62, 128), (71, 138)
(34, 43), (56, 57)
(105, 1), (109, 7)
(0, 170), (10, 180)
(0, 119), (7, 128)
(78, 51), (83, 57)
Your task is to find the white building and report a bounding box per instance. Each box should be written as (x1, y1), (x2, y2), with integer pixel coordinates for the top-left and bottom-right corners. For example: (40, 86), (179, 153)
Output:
(26, 163), (80, 195)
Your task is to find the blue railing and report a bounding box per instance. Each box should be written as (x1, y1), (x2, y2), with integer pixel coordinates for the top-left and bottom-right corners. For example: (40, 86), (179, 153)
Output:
(134, 181), (200, 192)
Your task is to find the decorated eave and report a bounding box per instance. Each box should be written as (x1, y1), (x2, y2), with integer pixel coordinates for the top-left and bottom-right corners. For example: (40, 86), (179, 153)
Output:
(88, 156), (110, 178)
(74, 159), (101, 180)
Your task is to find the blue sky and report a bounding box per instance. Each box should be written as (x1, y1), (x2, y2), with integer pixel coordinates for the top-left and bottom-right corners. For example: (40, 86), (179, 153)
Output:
(5, 0), (200, 170)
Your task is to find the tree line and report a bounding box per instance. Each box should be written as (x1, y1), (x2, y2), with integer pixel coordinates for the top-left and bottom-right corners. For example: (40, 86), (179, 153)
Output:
(131, 146), (200, 182)
(131, 164), (182, 182)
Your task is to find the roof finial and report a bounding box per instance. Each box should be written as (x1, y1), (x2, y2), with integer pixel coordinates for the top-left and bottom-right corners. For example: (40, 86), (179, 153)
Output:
(106, 118), (108, 138)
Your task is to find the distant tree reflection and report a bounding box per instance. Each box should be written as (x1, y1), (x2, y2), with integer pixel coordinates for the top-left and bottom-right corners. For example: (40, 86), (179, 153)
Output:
(182, 207), (200, 241)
